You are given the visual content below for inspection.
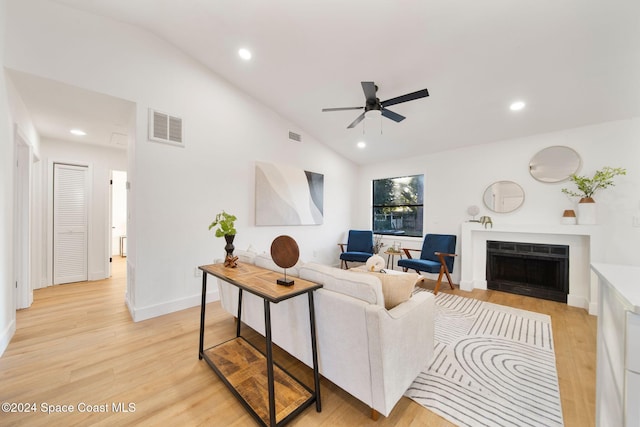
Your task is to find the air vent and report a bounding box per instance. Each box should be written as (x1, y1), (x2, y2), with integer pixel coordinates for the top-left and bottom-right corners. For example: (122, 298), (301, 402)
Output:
(110, 132), (128, 147)
(288, 131), (302, 142)
(149, 109), (184, 147)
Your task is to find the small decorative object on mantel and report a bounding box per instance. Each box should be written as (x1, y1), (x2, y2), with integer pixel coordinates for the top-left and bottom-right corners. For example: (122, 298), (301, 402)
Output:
(479, 215), (493, 229)
(561, 209), (577, 225)
(208, 210), (238, 268)
(270, 235), (299, 286)
(467, 205), (481, 222)
(561, 166), (626, 225)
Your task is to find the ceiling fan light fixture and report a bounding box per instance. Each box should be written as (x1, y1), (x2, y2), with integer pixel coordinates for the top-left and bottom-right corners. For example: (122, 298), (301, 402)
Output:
(357, 141), (366, 149)
(365, 109), (381, 120)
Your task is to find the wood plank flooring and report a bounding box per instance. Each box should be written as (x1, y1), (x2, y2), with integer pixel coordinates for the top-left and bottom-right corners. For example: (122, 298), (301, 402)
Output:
(0, 257), (596, 426)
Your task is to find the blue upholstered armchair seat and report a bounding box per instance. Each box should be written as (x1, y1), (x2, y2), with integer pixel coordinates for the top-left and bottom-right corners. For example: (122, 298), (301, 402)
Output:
(340, 251), (373, 263)
(339, 230), (374, 268)
(397, 258), (441, 273)
(397, 233), (457, 294)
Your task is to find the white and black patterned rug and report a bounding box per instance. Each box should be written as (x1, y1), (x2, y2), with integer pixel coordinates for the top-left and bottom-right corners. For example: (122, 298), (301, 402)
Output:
(405, 290), (563, 427)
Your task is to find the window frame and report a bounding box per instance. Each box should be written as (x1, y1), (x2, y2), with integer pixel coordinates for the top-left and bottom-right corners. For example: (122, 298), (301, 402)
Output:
(372, 174), (424, 237)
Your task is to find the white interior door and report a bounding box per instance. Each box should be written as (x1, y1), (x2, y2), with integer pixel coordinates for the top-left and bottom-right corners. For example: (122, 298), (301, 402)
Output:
(53, 163), (89, 285)
(14, 131), (32, 309)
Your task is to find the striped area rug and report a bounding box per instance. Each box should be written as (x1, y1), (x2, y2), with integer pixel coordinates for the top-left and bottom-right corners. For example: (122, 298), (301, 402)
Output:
(406, 290), (563, 427)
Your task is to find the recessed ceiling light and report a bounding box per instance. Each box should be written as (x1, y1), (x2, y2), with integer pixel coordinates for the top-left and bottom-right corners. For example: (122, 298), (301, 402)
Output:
(357, 141), (366, 149)
(238, 48), (252, 60)
(70, 129), (86, 136)
(510, 101), (526, 111)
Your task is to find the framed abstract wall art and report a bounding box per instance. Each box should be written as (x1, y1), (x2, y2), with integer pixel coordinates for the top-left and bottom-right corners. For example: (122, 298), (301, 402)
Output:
(255, 161), (324, 226)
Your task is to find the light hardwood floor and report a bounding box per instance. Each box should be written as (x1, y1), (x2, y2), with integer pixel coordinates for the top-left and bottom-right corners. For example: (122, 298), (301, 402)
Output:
(0, 257), (596, 426)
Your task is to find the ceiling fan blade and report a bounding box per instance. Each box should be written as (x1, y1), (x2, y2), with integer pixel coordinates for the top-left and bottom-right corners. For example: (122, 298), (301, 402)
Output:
(381, 108), (406, 122)
(322, 106), (364, 112)
(347, 112), (366, 129)
(381, 88), (429, 107)
(361, 81), (377, 101)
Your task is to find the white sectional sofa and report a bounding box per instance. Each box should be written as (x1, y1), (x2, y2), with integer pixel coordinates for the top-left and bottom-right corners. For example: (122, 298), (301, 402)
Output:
(216, 252), (435, 418)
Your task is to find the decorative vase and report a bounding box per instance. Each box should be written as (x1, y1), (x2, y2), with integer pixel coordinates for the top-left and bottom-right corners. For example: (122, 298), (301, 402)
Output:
(577, 197), (596, 225)
(224, 234), (235, 257)
(223, 234), (237, 267)
(561, 209), (577, 225)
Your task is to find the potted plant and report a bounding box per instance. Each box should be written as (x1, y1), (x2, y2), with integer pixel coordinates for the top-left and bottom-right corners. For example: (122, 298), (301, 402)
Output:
(561, 166), (626, 224)
(209, 211), (238, 267)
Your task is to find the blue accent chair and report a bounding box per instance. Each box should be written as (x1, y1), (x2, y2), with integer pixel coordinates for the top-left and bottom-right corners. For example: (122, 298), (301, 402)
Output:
(397, 234), (457, 294)
(338, 230), (374, 269)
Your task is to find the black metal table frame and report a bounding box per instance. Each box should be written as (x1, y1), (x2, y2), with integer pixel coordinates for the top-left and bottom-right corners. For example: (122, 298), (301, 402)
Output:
(198, 268), (322, 427)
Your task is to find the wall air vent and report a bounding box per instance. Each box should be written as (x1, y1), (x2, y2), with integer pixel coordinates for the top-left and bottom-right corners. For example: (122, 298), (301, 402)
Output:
(110, 132), (129, 147)
(149, 109), (184, 147)
(288, 131), (302, 142)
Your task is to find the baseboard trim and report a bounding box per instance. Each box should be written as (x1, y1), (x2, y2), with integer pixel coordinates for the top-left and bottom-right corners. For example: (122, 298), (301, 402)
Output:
(129, 290), (220, 322)
(0, 318), (16, 357)
(567, 294), (590, 312)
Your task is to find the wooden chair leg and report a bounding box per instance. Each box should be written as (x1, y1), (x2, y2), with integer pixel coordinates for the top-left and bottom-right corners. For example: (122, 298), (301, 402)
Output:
(371, 408), (380, 420)
(434, 267), (445, 295)
(443, 266), (455, 290)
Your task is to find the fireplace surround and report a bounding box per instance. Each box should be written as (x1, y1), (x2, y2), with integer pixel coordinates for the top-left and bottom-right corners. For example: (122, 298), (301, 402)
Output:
(486, 240), (569, 302)
(460, 223), (603, 314)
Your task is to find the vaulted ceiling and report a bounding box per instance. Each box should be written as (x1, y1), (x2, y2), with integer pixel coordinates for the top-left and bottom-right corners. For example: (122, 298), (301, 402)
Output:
(22, 0), (640, 164)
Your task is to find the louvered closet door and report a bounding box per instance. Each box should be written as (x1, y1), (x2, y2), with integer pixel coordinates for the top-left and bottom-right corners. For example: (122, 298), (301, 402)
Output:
(53, 163), (89, 285)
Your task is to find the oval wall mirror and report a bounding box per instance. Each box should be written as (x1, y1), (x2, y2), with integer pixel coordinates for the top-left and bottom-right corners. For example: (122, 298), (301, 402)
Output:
(529, 146), (581, 183)
(483, 181), (525, 213)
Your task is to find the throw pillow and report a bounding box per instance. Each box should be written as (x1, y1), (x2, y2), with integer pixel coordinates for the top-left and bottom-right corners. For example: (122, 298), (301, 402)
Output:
(368, 271), (421, 310)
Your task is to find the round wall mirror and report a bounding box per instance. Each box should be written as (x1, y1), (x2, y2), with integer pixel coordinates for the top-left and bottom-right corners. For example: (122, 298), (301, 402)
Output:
(529, 146), (581, 183)
(483, 181), (525, 213)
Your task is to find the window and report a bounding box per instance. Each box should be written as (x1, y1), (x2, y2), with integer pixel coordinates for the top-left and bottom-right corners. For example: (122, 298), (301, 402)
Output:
(372, 174), (424, 237)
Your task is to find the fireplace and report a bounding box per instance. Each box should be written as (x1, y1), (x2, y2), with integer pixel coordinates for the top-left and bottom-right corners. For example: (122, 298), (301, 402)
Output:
(486, 240), (569, 303)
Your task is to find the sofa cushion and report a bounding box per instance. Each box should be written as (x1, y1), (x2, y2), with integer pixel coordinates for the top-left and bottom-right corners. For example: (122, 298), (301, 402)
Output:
(299, 263), (384, 306)
(254, 252), (301, 277)
(234, 249), (257, 265)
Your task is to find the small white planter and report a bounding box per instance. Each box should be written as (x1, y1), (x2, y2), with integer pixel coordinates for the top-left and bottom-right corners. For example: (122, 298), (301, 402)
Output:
(577, 198), (597, 225)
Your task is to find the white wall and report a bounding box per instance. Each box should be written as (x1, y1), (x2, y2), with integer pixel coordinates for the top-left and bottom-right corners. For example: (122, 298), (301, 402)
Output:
(38, 138), (128, 286)
(357, 118), (640, 281)
(0, 0), (16, 356)
(5, 0), (357, 321)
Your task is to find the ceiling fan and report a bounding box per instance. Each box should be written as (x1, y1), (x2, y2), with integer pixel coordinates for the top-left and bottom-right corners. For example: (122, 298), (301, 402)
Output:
(322, 81), (429, 129)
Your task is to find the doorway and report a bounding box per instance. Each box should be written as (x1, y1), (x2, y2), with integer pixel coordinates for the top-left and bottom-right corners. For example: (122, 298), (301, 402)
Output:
(53, 163), (89, 285)
(14, 128), (32, 309)
(110, 170), (127, 278)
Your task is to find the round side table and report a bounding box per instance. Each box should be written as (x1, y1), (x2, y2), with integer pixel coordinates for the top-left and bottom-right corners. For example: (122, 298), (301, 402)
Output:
(384, 249), (403, 270)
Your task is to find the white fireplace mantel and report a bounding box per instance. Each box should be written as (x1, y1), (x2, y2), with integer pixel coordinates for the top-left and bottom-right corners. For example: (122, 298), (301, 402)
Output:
(460, 222), (603, 314)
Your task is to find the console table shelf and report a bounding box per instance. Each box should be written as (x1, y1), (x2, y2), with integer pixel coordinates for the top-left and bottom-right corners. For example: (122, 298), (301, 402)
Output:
(198, 263), (322, 427)
(203, 337), (313, 425)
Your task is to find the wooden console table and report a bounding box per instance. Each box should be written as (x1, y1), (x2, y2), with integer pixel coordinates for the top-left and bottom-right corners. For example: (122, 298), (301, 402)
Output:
(198, 263), (322, 426)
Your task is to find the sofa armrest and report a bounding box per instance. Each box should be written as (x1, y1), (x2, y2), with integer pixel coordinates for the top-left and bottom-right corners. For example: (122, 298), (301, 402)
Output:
(365, 291), (435, 417)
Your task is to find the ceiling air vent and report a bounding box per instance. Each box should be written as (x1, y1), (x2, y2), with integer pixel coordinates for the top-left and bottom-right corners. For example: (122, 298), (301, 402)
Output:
(110, 132), (129, 147)
(149, 109), (184, 147)
(288, 131), (302, 142)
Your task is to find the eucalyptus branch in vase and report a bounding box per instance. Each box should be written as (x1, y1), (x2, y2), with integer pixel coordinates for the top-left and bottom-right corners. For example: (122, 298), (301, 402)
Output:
(561, 166), (626, 202)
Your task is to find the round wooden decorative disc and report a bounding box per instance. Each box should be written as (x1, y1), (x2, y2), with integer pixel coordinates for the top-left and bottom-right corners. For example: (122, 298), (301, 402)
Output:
(270, 235), (299, 269)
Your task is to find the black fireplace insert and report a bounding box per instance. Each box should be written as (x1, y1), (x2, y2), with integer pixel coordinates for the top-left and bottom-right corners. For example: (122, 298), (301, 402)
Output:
(486, 241), (569, 303)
